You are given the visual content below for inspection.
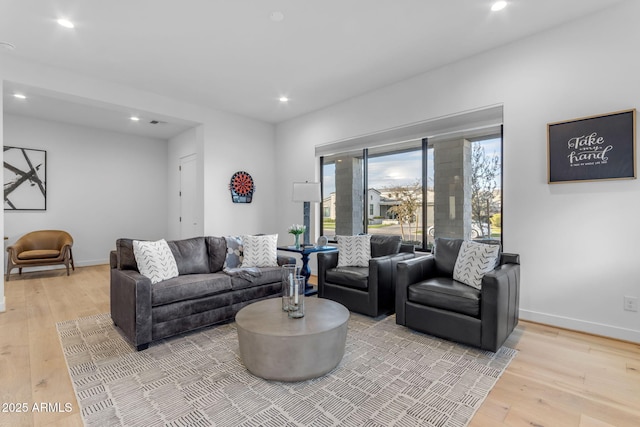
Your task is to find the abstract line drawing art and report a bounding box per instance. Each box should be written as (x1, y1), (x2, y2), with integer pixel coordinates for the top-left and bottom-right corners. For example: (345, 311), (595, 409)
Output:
(4, 146), (47, 210)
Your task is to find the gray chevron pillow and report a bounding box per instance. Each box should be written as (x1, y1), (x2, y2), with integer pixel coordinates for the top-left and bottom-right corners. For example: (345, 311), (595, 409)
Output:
(132, 239), (179, 284)
(241, 234), (278, 268)
(453, 240), (500, 289)
(337, 235), (371, 267)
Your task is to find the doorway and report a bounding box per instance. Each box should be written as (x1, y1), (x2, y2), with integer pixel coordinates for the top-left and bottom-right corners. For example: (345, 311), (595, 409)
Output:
(179, 154), (199, 239)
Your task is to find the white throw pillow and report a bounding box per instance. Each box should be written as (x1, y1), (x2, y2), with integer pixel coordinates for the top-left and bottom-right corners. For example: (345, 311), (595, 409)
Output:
(453, 240), (500, 290)
(337, 235), (371, 267)
(241, 234), (279, 268)
(133, 239), (179, 284)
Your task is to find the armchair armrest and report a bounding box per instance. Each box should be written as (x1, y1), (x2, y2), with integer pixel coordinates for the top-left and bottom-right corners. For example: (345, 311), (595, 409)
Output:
(399, 243), (415, 254)
(368, 252), (415, 308)
(480, 261), (520, 351)
(395, 255), (435, 324)
(500, 252), (520, 265)
(6, 243), (25, 262)
(317, 251), (339, 297)
(110, 268), (153, 350)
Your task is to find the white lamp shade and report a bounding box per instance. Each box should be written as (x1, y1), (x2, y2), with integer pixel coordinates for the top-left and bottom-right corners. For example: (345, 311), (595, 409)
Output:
(292, 182), (321, 202)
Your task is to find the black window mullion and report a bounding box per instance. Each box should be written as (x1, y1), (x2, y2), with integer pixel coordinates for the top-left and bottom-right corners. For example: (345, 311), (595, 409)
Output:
(363, 148), (368, 234)
(422, 138), (429, 251)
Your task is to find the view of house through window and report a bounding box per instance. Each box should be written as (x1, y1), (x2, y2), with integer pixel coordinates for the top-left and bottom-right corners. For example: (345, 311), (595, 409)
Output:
(321, 135), (502, 251)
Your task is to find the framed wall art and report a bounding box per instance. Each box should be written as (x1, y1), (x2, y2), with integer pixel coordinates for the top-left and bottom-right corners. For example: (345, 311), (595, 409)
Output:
(4, 146), (47, 210)
(547, 109), (636, 184)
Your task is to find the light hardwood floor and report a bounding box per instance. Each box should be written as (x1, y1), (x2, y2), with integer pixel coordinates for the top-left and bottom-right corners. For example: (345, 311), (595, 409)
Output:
(0, 265), (638, 427)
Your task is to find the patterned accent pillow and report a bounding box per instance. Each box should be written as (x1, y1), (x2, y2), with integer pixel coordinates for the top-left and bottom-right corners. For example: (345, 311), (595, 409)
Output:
(453, 240), (500, 290)
(223, 236), (244, 269)
(337, 235), (372, 267)
(241, 234), (279, 268)
(132, 239), (179, 284)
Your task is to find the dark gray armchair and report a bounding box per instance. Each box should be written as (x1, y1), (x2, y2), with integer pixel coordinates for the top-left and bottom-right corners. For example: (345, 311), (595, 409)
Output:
(318, 235), (415, 317)
(396, 238), (520, 352)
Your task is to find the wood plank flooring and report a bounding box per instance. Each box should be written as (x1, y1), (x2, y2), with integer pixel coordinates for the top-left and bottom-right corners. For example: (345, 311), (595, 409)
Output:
(0, 265), (638, 427)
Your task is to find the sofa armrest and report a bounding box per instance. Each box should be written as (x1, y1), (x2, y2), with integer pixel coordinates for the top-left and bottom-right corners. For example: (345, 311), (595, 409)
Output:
(480, 261), (521, 351)
(317, 251), (339, 297)
(110, 250), (118, 269)
(395, 255), (435, 324)
(277, 255), (296, 266)
(110, 268), (153, 350)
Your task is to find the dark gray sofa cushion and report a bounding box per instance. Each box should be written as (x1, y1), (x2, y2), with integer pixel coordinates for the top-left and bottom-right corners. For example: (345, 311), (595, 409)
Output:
(167, 237), (210, 275)
(116, 238), (138, 271)
(229, 266), (283, 291)
(206, 236), (227, 273)
(370, 234), (402, 258)
(325, 266), (369, 290)
(408, 277), (480, 317)
(151, 273), (232, 306)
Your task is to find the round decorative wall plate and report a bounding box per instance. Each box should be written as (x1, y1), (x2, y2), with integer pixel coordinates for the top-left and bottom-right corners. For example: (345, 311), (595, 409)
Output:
(229, 171), (255, 203)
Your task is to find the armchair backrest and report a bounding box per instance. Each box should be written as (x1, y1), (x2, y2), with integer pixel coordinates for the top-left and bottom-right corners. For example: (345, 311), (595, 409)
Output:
(16, 230), (73, 251)
(433, 237), (503, 277)
(370, 235), (402, 257)
(432, 238), (463, 277)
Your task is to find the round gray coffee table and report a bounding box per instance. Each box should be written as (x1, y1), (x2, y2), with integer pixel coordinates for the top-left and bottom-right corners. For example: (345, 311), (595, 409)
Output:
(235, 297), (349, 381)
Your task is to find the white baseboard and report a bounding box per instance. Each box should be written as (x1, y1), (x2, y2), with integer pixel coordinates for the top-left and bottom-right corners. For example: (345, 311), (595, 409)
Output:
(5, 259), (109, 274)
(520, 309), (640, 343)
(0, 296), (5, 312)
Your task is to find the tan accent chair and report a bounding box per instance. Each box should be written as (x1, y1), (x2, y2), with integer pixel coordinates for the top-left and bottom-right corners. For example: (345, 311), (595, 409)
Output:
(6, 230), (75, 280)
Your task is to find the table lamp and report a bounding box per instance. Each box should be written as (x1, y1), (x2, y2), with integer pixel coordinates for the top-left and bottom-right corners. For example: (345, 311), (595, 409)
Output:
(292, 181), (321, 246)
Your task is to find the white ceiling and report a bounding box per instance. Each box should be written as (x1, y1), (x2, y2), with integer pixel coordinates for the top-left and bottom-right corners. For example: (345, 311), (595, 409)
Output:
(0, 0), (628, 138)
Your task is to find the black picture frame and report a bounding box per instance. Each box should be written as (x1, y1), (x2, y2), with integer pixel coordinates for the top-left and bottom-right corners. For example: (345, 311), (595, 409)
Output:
(4, 146), (47, 210)
(547, 109), (636, 184)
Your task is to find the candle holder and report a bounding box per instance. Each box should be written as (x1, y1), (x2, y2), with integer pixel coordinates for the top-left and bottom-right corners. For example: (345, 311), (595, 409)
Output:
(281, 264), (299, 311)
(288, 275), (305, 319)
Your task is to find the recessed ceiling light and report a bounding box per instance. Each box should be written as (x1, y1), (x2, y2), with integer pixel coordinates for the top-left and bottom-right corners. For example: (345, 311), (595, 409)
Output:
(57, 18), (75, 28)
(270, 11), (284, 22)
(13, 93), (26, 99)
(279, 96), (289, 103)
(130, 116), (140, 121)
(491, 1), (508, 11)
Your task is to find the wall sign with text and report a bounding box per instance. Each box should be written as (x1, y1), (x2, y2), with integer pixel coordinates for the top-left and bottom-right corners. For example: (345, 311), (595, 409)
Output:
(547, 109), (636, 183)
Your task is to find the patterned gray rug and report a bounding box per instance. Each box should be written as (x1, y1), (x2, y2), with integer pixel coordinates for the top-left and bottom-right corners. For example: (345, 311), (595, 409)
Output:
(57, 312), (517, 427)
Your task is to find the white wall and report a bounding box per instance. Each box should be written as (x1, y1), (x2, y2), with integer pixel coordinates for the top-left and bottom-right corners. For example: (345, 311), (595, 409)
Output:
(275, 1), (640, 342)
(167, 126), (204, 240)
(1, 52), (277, 312)
(4, 114), (169, 265)
(0, 81), (4, 311)
(202, 115), (278, 237)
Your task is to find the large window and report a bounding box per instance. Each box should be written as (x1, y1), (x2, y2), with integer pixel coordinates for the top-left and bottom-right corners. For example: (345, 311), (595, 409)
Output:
(321, 133), (502, 251)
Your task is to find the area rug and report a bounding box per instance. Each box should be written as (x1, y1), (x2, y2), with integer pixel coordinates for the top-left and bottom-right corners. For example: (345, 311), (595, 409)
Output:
(57, 312), (516, 427)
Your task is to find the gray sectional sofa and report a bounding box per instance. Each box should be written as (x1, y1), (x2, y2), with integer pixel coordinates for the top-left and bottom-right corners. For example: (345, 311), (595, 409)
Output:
(110, 236), (293, 350)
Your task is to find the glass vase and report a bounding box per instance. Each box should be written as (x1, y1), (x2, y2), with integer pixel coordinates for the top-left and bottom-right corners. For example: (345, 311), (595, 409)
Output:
(294, 233), (301, 250)
(288, 275), (305, 319)
(281, 264), (299, 311)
